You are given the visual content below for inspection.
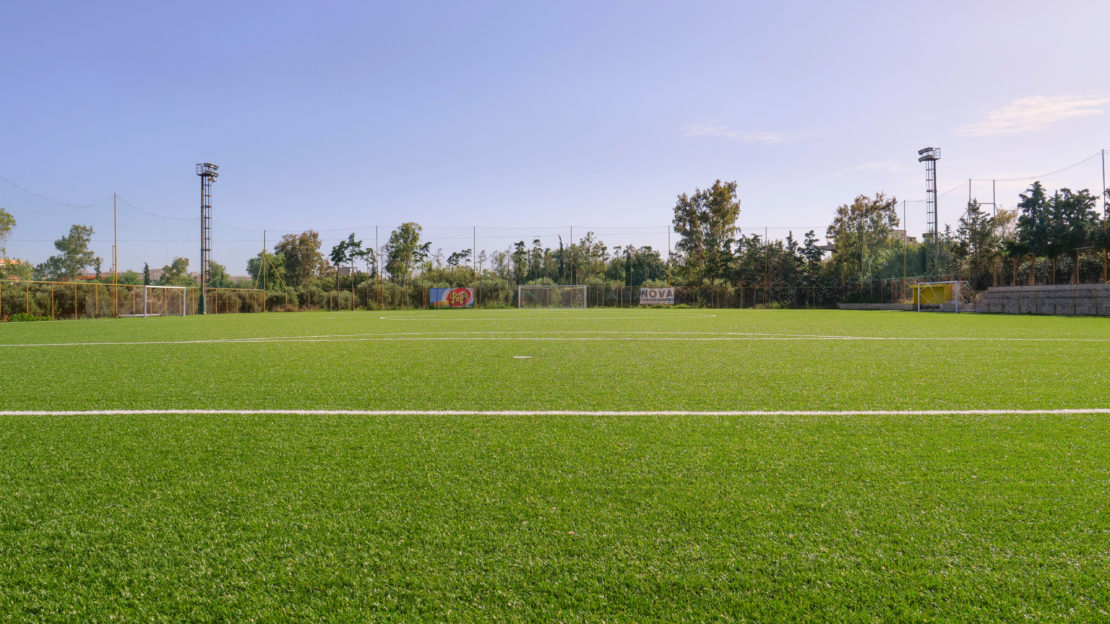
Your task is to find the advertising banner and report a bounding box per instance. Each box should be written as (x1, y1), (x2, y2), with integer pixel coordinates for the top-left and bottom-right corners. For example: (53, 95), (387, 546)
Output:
(430, 287), (475, 308)
(639, 287), (675, 305)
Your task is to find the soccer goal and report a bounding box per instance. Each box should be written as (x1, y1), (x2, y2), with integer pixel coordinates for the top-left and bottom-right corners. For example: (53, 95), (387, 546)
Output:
(912, 280), (972, 313)
(518, 284), (588, 308)
(119, 285), (188, 317)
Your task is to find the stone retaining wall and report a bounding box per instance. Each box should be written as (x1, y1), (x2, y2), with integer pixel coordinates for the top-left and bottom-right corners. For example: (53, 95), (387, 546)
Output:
(836, 303), (915, 311)
(975, 284), (1110, 316)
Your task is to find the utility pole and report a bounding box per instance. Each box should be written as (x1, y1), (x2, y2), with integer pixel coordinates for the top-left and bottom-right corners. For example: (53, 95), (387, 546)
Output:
(918, 147), (941, 278)
(375, 225), (380, 307)
(112, 192), (118, 317)
(1102, 148), (1107, 216)
(196, 163), (219, 314)
(902, 200), (907, 284)
(570, 225), (574, 284)
(965, 178), (974, 231)
(764, 226), (770, 300)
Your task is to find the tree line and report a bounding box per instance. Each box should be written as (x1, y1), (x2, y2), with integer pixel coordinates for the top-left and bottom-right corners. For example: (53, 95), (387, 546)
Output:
(2, 177), (1108, 308)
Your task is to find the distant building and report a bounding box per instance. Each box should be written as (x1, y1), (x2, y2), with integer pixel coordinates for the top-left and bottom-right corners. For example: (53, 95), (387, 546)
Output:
(892, 230), (917, 243)
(0, 258), (27, 280)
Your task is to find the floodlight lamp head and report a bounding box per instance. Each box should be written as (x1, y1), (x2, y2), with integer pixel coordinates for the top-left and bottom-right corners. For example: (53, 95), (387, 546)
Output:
(917, 147), (940, 162)
(196, 162), (220, 178)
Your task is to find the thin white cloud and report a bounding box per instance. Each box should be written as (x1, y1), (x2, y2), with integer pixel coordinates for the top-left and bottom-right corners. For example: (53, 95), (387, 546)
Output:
(683, 122), (799, 144)
(960, 95), (1108, 137)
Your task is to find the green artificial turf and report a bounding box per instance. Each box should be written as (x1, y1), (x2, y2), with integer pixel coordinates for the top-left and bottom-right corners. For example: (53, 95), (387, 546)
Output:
(0, 308), (1109, 411)
(1, 309), (1109, 621)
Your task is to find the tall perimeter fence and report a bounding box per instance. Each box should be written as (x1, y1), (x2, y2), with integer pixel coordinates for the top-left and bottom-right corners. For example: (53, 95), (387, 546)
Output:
(7, 275), (1110, 320)
(0, 281), (266, 320)
(0, 277), (930, 321)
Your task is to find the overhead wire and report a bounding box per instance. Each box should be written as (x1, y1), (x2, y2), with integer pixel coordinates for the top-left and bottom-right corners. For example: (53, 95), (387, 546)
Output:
(0, 175), (112, 208)
(972, 152), (1102, 183)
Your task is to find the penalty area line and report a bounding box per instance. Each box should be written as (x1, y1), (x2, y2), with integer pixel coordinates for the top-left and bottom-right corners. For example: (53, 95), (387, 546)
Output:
(1, 409), (1109, 416)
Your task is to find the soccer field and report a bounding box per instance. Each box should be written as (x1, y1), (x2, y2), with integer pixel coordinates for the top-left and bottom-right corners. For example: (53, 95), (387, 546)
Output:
(2, 309), (1109, 620)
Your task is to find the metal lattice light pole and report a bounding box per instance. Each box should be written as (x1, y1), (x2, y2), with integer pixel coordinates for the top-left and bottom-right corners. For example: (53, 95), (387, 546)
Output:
(196, 162), (219, 314)
(918, 147), (941, 277)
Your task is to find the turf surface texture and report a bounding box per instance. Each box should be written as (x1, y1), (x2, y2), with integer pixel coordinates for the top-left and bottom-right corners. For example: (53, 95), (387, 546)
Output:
(1, 309), (1108, 621)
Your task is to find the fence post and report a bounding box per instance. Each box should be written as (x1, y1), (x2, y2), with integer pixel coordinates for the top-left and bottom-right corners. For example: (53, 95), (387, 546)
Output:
(73, 282), (78, 320)
(50, 284), (55, 319)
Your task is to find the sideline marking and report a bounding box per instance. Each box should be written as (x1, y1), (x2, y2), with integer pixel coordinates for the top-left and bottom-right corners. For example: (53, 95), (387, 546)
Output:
(5, 331), (1110, 348)
(377, 314), (720, 321)
(2, 409), (1109, 416)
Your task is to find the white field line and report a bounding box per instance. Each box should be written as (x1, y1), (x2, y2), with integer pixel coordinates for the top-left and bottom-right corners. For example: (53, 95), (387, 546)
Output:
(4, 329), (1110, 348)
(1, 409), (1109, 416)
(377, 314), (720, 321)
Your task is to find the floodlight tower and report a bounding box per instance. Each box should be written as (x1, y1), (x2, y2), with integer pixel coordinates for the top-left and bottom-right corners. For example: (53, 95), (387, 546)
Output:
(918, 147), (941, 276)
(196, 162), (219, 314)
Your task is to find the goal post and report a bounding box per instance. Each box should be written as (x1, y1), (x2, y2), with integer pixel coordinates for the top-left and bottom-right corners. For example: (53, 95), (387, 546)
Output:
(912, 280), (971, 313)
(120, 285), (188, 317)
(517, 284), (588, 308)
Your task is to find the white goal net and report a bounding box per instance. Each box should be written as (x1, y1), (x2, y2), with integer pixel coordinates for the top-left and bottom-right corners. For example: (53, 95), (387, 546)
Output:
(517, 284), (588, 308)
(119, 285), (188, 317)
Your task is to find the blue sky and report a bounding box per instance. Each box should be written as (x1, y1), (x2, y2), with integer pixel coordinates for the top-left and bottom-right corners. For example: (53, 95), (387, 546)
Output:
(2, 1), (1108, 273)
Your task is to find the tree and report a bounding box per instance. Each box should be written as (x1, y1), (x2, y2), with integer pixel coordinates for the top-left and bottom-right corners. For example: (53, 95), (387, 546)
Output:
(528, 239), (545, 281)
(1010, 183), (1100, 284)
(510, 241), (528, 285)
(247, 251), (286, 289)
(274, 230), (326, 288)
(825, 193), (899, 282)
(571, 232), (609, 282)
(672, 180), (741, 284)
(354, 245), (377, 277)
(330, 233), (363, 288)
(1009, 182), (1050, 284)
(801, 230), (824, 283)
(157, 257), (193, 286)
(956, 199), (1002, 289)
(116, 270), (142, 285)
(143, 263), (151, 286)
(384, 222), (431, 284)
(34, 224), (99, 281)
(447, 249), (472, 267)
(207, 261), (234, 288)
(0, 207), (14, 261)
(607, 245), (666, 287)
(1097, 189), (1110, 281)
